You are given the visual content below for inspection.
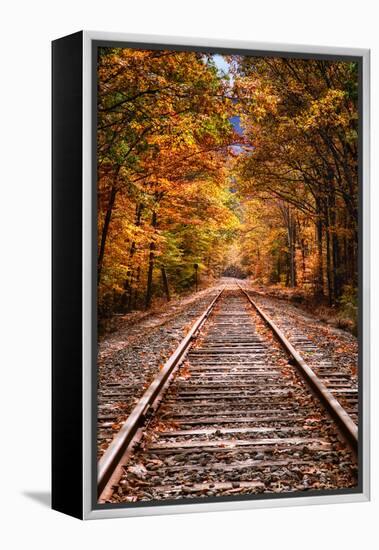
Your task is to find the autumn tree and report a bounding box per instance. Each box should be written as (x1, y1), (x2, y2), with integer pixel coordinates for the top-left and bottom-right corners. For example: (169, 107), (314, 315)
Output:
(96, 48), (359, 330)
(232, 56), (358, 306)
(97, 48), (239, 319)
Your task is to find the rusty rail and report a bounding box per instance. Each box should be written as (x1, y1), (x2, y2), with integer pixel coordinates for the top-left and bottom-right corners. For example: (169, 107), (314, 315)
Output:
(237, 283), (358, 454)
(97, 286), (225, 498)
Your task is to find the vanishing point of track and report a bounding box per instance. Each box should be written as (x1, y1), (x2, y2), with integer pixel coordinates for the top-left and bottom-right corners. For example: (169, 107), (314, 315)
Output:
(98, 282), (358, 503)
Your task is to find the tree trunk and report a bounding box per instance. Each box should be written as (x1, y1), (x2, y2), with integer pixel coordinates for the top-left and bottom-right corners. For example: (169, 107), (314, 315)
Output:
(121, 202), (144, 311)
(315, 196), (324, 297)
(286, 208), (296, 288)
(329, 184), (342, 300)
(98, 180), (118, 284)
(256, 247), (261, 280)
(132, 266), (141, 310)
(299, 238), (306, 284)
(145, 210), (157, 309)
(285, 253), (290, 287)
(161, 266), (170, 301)
(291, 218), (297, 287)
(325, 206), (333, 306)
(277, 255), (281, 283)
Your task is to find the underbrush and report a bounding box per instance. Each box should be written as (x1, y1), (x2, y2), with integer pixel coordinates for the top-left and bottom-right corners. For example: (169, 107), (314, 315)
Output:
(98, 275), (217, 338)
(253, 282), (358, 336)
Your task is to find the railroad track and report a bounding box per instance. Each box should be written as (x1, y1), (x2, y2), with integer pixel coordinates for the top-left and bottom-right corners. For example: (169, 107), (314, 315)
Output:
(245, 290), (359, 425)
(98, 282), (358, 504)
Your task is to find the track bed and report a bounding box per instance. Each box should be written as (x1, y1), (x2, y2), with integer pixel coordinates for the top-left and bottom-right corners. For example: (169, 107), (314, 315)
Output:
(99, 284), (358, 504)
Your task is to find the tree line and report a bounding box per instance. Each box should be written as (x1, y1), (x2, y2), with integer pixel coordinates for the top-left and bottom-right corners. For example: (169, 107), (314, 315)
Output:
(97, 48), (359, 325)
(233, 56), (358, 309)
(97, 48), (239, 320)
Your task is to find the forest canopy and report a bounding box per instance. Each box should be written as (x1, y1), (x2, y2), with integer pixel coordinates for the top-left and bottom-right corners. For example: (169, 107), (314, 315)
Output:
(97, 48), (359, 329)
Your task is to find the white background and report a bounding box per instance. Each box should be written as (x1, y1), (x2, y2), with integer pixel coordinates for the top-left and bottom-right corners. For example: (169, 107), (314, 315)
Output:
(1, 0), (377, 548)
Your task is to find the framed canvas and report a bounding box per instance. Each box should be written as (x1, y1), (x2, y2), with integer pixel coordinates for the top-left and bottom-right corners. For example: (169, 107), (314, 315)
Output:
(52, 31), (370, 520)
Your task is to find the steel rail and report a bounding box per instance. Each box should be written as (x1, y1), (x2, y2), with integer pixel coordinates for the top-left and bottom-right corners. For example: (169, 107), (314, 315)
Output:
(237, 283), (358, 454)
(97, 286), (225, 498)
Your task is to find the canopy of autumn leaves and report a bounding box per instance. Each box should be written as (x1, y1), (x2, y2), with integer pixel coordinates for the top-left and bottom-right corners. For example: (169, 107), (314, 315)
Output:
(97, 47), (359, 325)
